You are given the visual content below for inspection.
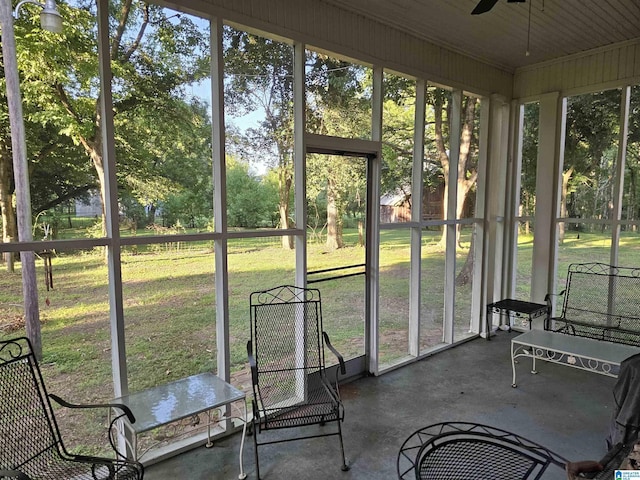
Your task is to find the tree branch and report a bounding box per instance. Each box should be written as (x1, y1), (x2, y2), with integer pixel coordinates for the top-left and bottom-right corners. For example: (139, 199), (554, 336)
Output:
(53, 82), (83, 125)
(111, 0), (133, 60)
(35, 184), (95, 213)
(122, 3), (149, 62)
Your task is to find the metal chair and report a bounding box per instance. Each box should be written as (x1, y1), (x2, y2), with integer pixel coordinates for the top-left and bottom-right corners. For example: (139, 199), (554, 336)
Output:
(397, 422), (568, 480)
(0, 337), (143, 480)
(247, 285), (348, 479)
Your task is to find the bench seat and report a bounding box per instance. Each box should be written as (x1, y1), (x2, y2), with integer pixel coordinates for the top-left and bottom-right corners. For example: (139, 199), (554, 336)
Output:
(511, 330), (640, 387)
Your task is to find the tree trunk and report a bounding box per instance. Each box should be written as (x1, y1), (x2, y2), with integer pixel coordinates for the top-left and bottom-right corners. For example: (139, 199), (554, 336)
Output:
(559, 167), (574, 244)
(0, 141), (17, 271)
(147, 204), (157, 225)
(77, 132), (109, 260)
(278, 165), (294, 250)
(326, 177), (343, 250)
(455, 225), (475, 286)
(434, 95), (477, 250)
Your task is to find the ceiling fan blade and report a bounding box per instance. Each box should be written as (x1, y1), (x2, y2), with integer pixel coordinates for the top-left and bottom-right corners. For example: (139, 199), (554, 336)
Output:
(471, 0), (500, 14)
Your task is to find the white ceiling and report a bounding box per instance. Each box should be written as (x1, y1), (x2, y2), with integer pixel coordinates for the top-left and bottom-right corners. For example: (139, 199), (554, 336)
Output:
(322, 0), (640, 72)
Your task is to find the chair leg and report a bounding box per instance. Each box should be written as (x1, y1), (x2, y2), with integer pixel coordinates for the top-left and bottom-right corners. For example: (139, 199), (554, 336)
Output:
(337, 420), (349, 472)
(252, 422), (261, 480)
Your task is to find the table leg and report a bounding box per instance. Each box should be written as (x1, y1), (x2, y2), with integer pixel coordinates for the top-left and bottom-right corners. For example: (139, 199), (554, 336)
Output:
(205, 409), (215, 448)
(511, 341), (518, 387)
(485, 307), (492, 341)
(239, 402), (247, 480)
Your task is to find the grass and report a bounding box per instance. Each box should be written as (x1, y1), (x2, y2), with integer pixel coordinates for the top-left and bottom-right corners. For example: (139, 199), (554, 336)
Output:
(1, 224), (638, 455)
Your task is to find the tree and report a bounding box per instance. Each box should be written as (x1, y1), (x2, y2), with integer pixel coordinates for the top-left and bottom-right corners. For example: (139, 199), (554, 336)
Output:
(562, 89), (621, 240)
(226, 156), (277, 228)
(115, 97), (214, 228)
(427, 89), (479, 247)
(624, 89), (640, 229)
(223, 27), (295, 247)
(0, 81), (17, 271)
(305, 52), (370, 248)
(375, 75), (417, 231)
(10, 0), (211, 238)
(520, 102), (539, 234)
(306, 153), (366, 249)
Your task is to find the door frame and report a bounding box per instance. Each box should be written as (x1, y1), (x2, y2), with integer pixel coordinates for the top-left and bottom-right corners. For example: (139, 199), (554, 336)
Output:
(304, 133), (382, 376)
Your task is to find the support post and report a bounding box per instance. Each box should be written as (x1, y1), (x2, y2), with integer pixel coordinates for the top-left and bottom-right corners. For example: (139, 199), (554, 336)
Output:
(0, 0), (41, 358)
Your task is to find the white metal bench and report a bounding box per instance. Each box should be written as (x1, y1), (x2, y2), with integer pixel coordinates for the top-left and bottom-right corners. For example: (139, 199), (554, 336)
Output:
(511, 330), (640, 387)
(511, 263), (640, 387)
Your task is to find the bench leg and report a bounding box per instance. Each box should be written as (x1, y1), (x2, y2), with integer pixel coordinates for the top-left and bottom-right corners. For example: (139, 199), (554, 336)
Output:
(511, 342), (540, 387)
(531, 352), (537, 375)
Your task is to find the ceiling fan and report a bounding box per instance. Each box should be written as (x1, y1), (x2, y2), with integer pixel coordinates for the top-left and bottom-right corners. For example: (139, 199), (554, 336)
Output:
(471, 0), (526, 15)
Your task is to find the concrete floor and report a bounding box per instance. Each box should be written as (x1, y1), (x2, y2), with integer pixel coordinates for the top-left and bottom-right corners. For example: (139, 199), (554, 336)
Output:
(145, 330), (617, 479)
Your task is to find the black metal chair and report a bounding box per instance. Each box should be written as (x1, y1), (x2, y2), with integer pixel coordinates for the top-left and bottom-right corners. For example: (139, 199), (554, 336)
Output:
(0, 337), (143, 480)
(247, 285), (349, 479)
(397, 422), (568, 480)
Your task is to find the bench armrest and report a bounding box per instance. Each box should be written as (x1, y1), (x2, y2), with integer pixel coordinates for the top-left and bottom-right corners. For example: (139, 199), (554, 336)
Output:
(544, 290), (565, 328)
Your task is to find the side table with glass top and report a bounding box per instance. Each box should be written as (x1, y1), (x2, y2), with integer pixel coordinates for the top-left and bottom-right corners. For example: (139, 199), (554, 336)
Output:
(111, 372), (247, 479)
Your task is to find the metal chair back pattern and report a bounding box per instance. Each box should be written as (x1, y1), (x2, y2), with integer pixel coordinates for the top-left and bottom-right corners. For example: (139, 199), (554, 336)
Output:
(0, 337), (143, 480)
(397, 422), (568, 480)
(247, 285), (348, 479)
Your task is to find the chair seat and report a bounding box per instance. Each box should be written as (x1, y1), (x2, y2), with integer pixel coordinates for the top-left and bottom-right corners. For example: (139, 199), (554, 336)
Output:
(19, 455), (141, 480)
(397, 422), (568, 480)
(259, 389), (341, 430)
(416, 439), (542, 480)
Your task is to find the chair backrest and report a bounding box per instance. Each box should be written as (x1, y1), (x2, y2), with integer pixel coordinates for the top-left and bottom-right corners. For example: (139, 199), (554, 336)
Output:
(249, 285), (326, 411)
(1, 337), (64, 473)
(398, 422), (568, 480)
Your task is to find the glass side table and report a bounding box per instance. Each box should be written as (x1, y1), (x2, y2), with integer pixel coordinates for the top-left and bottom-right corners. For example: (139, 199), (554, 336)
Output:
(111, 372), (247, 478)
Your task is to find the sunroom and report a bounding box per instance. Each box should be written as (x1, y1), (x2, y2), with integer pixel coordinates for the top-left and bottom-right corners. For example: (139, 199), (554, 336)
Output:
(1, 0), (639, 475)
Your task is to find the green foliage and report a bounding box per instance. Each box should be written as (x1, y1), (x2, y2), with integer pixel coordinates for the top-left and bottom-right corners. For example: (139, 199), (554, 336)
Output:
(226, 157), (278, 228)
(5, 1), (213, 229)
(564, 89), (621, 219)
(381, 74), (416, 200)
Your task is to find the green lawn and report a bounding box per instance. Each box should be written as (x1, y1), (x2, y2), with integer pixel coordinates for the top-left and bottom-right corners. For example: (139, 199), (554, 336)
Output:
(2, 224), (637, 454)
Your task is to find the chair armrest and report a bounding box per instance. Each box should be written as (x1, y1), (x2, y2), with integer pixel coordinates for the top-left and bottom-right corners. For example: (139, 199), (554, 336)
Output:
(49, 394), (136, 424)
(0, 470), (31, 480)
(49, 394), (139, 461)
(247, 340), (258, 386)
(323, 331), (346, 376)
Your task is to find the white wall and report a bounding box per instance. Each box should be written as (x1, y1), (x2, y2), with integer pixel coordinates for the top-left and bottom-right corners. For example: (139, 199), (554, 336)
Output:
(514, 39), (640, 98)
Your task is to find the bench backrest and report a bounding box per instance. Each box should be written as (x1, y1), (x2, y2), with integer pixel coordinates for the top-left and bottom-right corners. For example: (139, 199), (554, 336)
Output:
(555, 263), (640, 345)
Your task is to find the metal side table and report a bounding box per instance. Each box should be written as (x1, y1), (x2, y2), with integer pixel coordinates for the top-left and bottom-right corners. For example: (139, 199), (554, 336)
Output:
(486, 298), (548, 337)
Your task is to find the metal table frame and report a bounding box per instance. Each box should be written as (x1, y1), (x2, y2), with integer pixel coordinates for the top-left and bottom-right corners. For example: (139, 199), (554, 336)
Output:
(510, 330), (640, 388)
(486, 298), (548, 337)
(111, 372), (247, 479)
